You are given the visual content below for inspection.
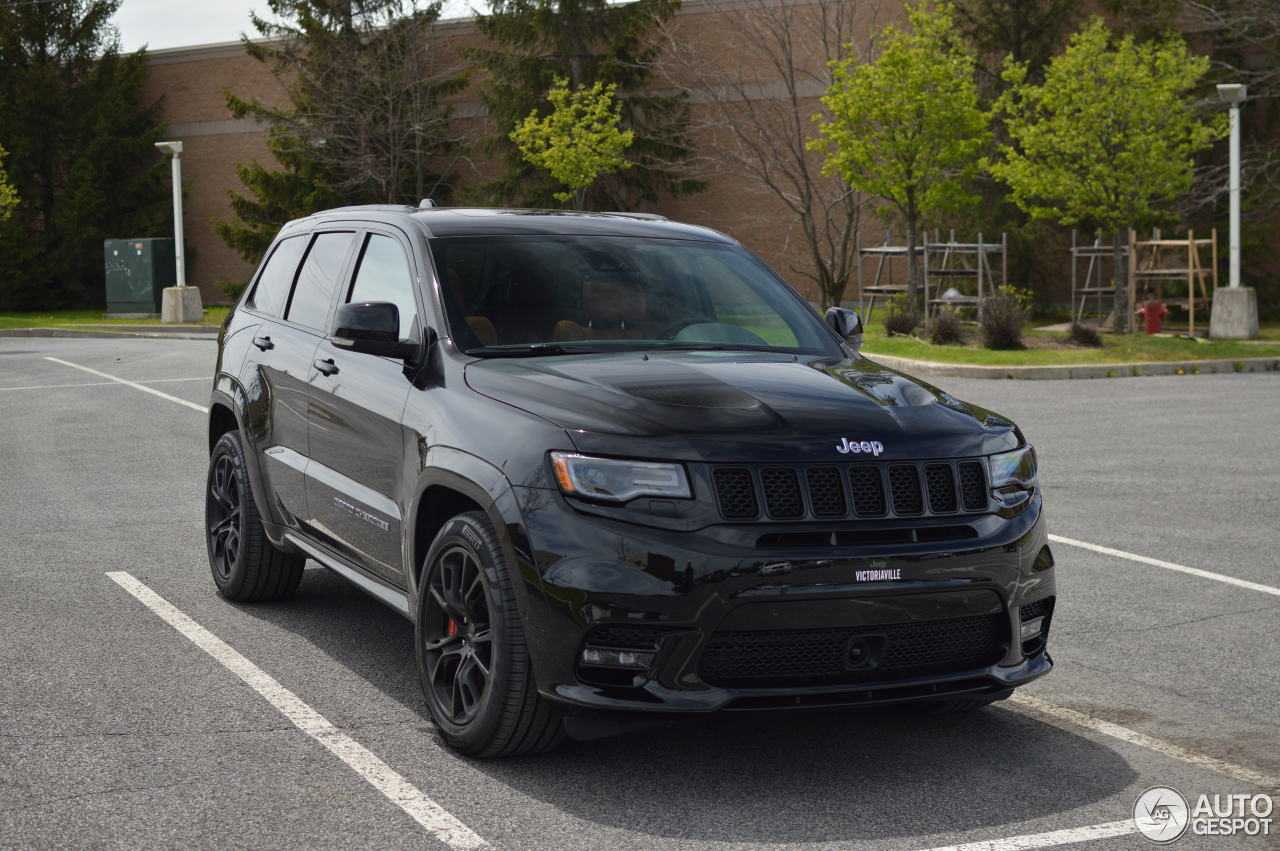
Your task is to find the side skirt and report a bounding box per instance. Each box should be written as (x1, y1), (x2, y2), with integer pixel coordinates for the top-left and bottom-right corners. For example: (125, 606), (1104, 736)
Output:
(285, 532), (412, 620)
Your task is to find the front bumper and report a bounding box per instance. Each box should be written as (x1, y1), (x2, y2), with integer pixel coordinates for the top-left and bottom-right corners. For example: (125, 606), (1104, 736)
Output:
(513, 488), (1054, 714)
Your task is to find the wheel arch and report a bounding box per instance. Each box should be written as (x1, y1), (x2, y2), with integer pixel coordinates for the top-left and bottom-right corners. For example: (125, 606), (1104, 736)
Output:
(407, 449), (538, 612)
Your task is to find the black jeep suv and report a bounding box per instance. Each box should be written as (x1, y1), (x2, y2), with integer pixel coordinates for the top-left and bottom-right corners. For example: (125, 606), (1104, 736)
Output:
(205, 206), (1054, 757)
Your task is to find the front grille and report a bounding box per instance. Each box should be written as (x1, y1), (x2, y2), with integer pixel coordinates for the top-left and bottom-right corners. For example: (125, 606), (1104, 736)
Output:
(958, 462), (988, 511)
(760, 467), (804, 519)
(925, 464), (958, 513)
(888, 465), (924, 515)
(805, 466), (847, 517)
(709, 458), (991, 522)
(848, 466), (887, 517)
(713, 468), (758, 520)
(699, 613), (1009, 687)
(585, 624), (668, 650)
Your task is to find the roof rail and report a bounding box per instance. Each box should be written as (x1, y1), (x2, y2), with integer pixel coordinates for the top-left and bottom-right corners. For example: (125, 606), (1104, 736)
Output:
(314, 204), (417, 216)
(601, 211), (667, 221)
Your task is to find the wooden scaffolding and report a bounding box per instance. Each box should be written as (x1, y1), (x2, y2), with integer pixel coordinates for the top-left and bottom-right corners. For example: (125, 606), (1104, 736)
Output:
(1127, 228), (1217, 336)
(856, 230), (920, 323)
(923, 231), (1007, 321)
(857, 230), (1006, 322)
(1070, 231), (1130, 325)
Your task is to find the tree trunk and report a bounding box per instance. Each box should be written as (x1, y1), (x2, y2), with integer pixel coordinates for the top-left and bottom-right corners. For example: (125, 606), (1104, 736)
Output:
(1102, 229), (1127, 332)
(906, 216), (921, 307)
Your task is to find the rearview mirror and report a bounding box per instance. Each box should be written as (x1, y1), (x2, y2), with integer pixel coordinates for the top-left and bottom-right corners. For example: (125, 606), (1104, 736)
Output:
(332, 301), (419, 360)
(825, 306), (863, 345)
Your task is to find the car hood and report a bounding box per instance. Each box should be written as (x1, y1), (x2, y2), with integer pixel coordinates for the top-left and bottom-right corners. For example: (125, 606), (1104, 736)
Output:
(464, 351), (1020, 462)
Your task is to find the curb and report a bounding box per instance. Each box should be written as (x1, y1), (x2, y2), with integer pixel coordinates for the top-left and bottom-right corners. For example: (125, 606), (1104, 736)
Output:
(0, 327), (218, 342)
(863, 352), (1280, 381)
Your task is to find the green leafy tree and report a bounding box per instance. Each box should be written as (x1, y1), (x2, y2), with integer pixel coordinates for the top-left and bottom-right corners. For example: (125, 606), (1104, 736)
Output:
(0, 145), (17, 220)
(813, 2), (990, 302)
(471, 0), (700, 209)
(989, 19), (1223, 329)
(0, 0), (167, 310)
(511, 79), (633, 208)
(221, 0), (464, 266)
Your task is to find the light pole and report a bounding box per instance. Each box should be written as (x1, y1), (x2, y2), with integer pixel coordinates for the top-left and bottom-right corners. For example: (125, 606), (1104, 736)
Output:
(1209, 84), (1257, 338)
(1216, 84), (1245, 288)
(154, 141), (186, 287)
(154, 141), (202, 322)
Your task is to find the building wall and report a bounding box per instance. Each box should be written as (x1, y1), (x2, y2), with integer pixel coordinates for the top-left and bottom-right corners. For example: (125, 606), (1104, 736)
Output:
(140, 0), (911, 306)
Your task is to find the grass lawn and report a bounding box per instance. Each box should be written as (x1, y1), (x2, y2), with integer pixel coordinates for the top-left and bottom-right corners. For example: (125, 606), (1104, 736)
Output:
(0, 307), (230, 331)
(860, 320), (1280, 366)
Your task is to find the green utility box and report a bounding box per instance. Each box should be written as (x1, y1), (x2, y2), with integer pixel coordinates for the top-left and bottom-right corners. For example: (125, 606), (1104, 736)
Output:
(104, 238), (176, 315)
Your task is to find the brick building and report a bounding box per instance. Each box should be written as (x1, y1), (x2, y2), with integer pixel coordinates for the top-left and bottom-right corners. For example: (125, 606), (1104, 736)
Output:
(143, 0), (898, 306)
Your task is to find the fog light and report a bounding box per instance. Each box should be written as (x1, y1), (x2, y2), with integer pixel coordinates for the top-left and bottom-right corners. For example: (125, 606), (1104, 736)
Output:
(1019, 616), (1045, 642)
(580, 647), (655, 669)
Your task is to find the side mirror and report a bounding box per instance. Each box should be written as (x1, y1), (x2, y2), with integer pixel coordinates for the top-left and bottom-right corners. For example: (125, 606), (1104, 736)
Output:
(825, 306), (863, 345)
(332, 301), (419, 360)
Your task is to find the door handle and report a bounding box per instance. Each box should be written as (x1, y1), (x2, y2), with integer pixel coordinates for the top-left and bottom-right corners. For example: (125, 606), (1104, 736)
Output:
(252, 334), (274, 351)
(314, 357), (340, 376)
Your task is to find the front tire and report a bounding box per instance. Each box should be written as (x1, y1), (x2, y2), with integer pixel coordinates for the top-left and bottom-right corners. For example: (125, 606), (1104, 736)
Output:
(415, 511), (563, 758)
(205, 430), (304, 602)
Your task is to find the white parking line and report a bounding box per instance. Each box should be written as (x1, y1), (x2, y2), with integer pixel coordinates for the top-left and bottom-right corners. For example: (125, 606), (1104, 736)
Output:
(44, 357), (209, 413)
(1007, 694), (1278, 790)
(915, 820), (1136, 851)
(1049, 533), (1280, 598)
(0, 377), (207, 392)
(106, 571), (489, 850)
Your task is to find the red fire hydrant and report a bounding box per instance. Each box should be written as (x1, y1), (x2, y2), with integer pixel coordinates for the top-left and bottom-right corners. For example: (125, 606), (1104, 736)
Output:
(1138, 299), (1168, 335)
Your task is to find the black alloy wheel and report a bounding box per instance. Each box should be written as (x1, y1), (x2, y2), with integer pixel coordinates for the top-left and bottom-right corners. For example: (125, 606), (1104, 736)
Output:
(207, 453), (243, 582)
(204, 430), (304, 602)
(421, 545), (494, 725)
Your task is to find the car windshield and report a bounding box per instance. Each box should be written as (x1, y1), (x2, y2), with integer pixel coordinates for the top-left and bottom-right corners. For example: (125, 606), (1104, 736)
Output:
(430, 235), (839, 357)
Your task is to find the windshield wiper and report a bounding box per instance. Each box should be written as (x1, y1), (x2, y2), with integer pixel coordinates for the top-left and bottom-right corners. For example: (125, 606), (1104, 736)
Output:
(465, 343), (602, 358)
(648, 342), (782, 353)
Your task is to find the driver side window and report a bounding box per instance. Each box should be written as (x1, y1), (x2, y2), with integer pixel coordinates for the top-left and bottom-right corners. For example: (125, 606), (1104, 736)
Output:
(347, 234), (418, 341)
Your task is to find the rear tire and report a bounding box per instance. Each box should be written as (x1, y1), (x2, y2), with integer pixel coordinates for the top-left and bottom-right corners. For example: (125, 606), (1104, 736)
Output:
(205, 430), (304, 602)
(415, 511), (564, 758)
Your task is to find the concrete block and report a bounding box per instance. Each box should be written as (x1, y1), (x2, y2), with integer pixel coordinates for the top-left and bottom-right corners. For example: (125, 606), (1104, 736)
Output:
(1209, 287), (1259, 339)
(161, 286), (204, 324)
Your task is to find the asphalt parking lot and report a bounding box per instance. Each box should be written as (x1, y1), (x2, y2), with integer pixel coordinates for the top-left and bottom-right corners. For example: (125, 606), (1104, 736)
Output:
(1, 335), (1277, 850)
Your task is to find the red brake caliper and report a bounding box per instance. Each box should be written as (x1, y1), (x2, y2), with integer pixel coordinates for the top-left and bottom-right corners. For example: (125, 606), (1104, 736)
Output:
(446, 617), (459, 637)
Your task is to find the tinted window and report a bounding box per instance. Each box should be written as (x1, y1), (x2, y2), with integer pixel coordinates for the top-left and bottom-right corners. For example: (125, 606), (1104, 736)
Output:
(348, 234), (418, 340)
(248, 236), (308, 318)
(431, 235), (834, 355)
(286, 232), (354, 330)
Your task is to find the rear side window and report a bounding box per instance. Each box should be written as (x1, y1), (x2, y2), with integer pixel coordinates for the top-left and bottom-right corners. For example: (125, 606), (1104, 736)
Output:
(286, 232), (355, 331)
(248, 236), (308, 318)
(347, 234), (418, 340)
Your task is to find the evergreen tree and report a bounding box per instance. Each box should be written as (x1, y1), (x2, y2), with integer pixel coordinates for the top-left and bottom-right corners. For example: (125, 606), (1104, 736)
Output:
(221, 0), (464, 266)
(470, 0), (701, 209)
(0, 0), (167, 310)
(0, 145), (17, 220)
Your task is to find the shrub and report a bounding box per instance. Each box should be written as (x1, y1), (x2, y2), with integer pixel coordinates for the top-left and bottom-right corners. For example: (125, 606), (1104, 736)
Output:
(980, 286), (1030, 349)
(926, 309), (965, 345)
(1068, 322), (1103, 347)
(219, 280), (247, 302)
(882, 294), (919, 336)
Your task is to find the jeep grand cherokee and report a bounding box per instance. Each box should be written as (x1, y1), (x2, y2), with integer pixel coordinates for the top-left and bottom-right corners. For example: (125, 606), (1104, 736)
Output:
(204, 206), (1055, 757)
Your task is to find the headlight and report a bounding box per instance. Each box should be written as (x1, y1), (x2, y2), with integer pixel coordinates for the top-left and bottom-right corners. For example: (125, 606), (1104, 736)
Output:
(550, 452), (692, 502)
(988, 445), (1037, 508)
